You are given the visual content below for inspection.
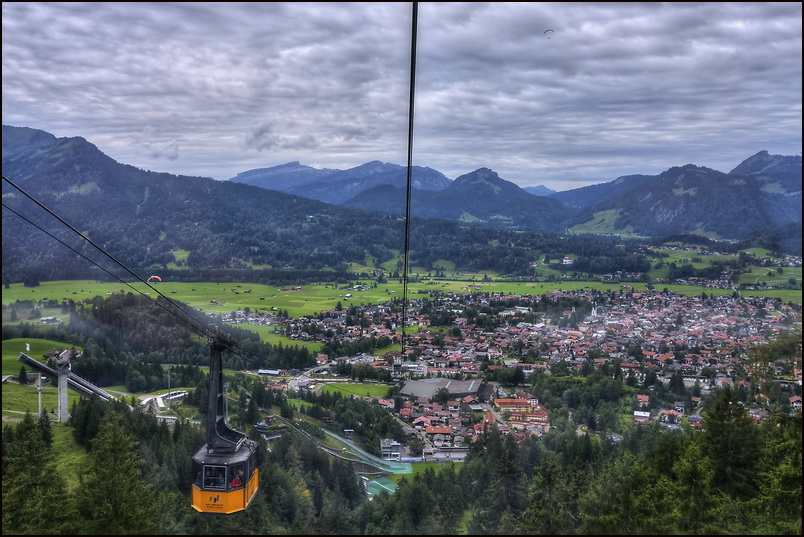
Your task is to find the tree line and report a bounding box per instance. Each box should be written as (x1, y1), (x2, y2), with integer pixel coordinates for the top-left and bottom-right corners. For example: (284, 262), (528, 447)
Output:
(3, 292), (316, 392)
(2, 277), (800, 534)
(3, 382), (800, 534)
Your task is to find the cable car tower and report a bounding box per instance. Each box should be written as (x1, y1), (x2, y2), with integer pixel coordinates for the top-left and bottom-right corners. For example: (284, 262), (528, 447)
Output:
(191, 328), (259, 514)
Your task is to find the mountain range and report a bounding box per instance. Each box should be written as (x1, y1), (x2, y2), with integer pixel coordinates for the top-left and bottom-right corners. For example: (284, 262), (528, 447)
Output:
(230, 147), (801, 241)
(2, 124), (801, 284)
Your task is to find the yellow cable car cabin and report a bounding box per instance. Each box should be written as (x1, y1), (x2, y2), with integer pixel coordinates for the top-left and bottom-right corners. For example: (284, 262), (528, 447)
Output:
(191, 441), (258, 514)
(192, 331), (259, 514)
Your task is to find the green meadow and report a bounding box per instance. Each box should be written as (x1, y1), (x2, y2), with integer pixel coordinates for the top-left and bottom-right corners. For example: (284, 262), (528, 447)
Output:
(568, 209), (641, 237)
(2, 381), (83, 420)
(2, 338), (82, 375)
(166, 248), (191, 270)
(2, 338), (85, 420)
(373, 344), (402, 356)
(647, 248), (740, 270)
(736, 265), (801, 288)
(2, 279), (430, 318)
(652, 284), (801, 304)
(226, 322), (325, 352)
(2, 338), (203, 420)
(321, 382), (392, 398)
(2, 271), (800, 338)
(50, 421), (90, 491)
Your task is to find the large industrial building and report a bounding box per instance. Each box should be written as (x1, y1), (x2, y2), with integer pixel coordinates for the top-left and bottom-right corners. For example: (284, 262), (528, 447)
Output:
(398, 378), (494, 400)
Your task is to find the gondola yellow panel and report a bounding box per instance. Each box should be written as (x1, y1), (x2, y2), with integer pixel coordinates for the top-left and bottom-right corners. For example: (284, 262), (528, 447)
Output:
(191, 448), (259, 514)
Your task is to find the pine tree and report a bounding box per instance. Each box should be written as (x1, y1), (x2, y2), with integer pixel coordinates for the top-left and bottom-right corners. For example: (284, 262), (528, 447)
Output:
(749, 411), (803, 533)
(76, 410), (159, 534)
(2, 412), (79, 534)
(670, 438), (722, 533)
(246, 396), (261, 425)
(18, 365), (28, 385)
(522, 451), (579, 534)
(578, 451), (676, 534)
(70, 395), (108, 449)
(38, 410), (53, 448)
(702, 384), (759, 499)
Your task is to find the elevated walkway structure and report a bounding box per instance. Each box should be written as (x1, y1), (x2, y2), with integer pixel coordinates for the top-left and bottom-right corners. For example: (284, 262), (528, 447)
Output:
(17, 353), (116, 402)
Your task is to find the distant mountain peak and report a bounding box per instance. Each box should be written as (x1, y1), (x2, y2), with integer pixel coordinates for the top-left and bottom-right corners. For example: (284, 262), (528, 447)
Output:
(444, 168), (533, 203)
(3, 125), (800, 257)
(452, 167), (500, 185)
(345, 160), (401, 175)
(731, 150), (803, 176)
(229, 161), (336, 191)
(523, 184), (557, 197)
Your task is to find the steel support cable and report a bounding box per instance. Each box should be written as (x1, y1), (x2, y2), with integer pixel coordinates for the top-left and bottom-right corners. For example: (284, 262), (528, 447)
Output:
(3, 3), (423, 375)
(3, 175), (311, 372)
(3, 200), (210, 335)
(401, 1), (418, 360)
(6, 198), (418, 396)
(2, 174), (216, 340)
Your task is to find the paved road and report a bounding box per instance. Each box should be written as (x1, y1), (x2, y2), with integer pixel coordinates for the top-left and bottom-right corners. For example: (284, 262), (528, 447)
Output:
(288, 364), (330, 391)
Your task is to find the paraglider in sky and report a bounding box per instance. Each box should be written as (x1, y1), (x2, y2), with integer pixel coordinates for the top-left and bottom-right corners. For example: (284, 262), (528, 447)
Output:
(544, 29), (554, 39)
(147, 275), (162, 282)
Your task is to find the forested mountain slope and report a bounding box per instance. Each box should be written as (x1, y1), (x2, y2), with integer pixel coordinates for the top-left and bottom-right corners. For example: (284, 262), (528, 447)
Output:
(2, 126), (651, 283)
(4, 334), (801, 535)
(227, 143), (801, 247)
(3, 125), (800, 288)
(344, 167), (575, 232)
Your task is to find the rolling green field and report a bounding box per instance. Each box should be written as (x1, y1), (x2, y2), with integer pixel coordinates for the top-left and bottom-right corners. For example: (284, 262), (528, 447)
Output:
(647, 248), (740, 269)
(50, 421), (91, 491)
(373, 344), (402, 356)
(2, 279), (438, 318)
(2, 337), (205, 419)
(2, 338), (85, 421)
(736, 265), (801, 288)
(1, 381), (83, 420)
(569, 209), (641, 236)
(2, 270), (800, 339)
(665, 284), (800, 303)
(2, 338), (82, 375)
(321, 382), (393, 398)
(228, 322), (325, 351)
(166, 248), (191, 270)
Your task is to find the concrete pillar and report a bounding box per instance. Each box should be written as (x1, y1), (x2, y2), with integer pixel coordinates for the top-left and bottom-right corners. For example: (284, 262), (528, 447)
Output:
(56, 354), (70, 423)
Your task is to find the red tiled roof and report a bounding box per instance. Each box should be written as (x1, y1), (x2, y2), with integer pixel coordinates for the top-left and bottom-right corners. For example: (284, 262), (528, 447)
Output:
(425, 426), (452, 435)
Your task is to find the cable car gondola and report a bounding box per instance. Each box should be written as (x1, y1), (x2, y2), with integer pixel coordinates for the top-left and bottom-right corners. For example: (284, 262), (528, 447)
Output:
(191, 330), (259, 514)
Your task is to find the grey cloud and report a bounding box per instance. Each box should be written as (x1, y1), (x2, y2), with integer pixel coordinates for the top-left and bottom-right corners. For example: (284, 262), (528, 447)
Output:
(244, 123), (319, 152)
(2, 2), (800, 189)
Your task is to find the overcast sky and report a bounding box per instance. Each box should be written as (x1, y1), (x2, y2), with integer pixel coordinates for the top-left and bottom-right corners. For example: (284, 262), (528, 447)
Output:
(3, 2), (801, 191)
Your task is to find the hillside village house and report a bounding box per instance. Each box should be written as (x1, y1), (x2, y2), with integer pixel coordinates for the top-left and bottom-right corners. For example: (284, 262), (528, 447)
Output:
(636, 394), (650, 408)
